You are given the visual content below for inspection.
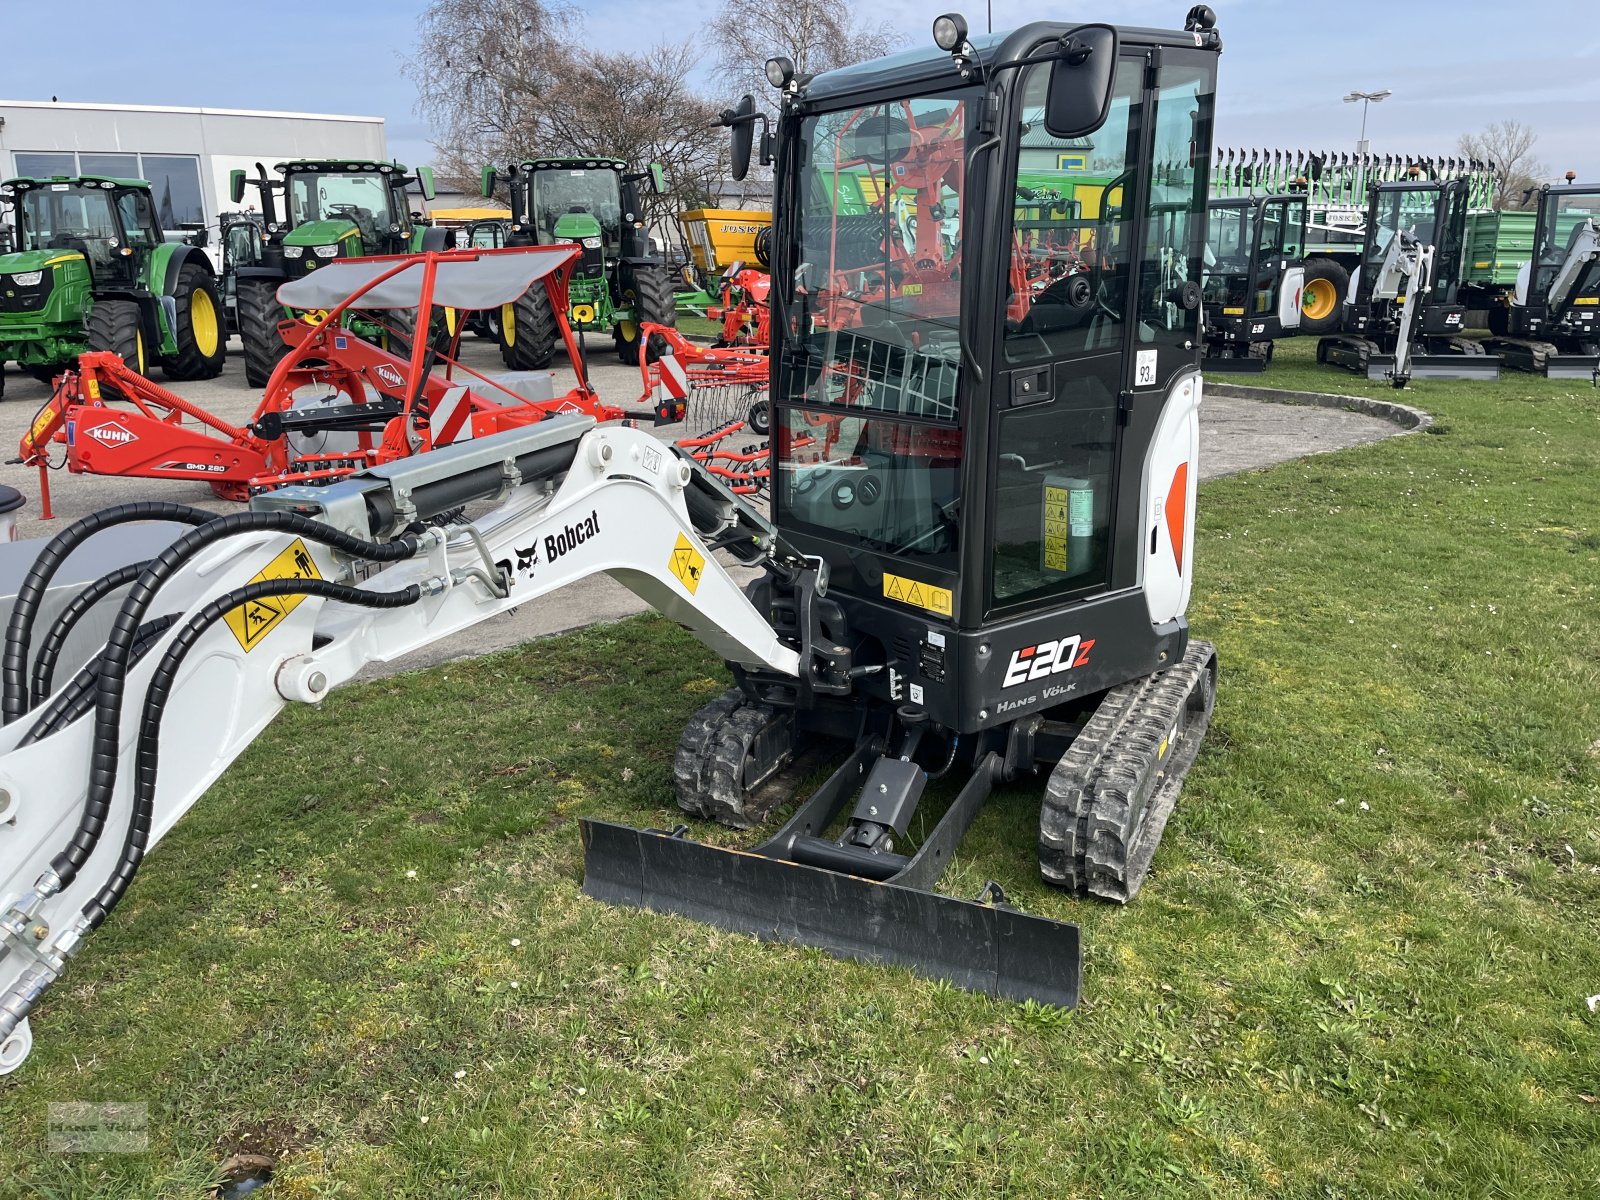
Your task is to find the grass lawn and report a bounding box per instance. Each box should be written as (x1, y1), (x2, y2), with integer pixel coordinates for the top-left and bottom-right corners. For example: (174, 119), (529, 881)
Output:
(2, 340), (1597, 1197)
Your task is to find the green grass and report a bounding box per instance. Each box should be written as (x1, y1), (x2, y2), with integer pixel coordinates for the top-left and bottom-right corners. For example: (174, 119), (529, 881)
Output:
(673, 314), (721, 341)
(2, 339), (1598, 1197)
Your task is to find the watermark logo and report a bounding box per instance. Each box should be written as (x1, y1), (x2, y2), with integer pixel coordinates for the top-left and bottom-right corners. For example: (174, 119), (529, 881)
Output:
(48, 1102), (148, 1153)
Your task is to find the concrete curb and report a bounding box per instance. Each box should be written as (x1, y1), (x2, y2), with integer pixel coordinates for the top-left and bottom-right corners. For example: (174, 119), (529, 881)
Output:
(1204, 380), (1434, 434)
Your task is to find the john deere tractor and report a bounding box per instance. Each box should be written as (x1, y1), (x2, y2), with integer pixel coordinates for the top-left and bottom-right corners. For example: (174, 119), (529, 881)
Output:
(227, 160), (447, 386)
(484, 157), (676, 367)
(0, 175), (224, 396)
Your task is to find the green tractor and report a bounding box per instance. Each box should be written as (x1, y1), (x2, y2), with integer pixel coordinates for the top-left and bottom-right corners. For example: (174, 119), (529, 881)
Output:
(227, 160), (447, 386)
(483, 157), (676, 367)
(0, 175), (225, 396)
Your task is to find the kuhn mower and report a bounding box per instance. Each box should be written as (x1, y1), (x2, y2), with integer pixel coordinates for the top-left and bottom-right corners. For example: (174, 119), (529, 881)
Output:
(16, 246), (628, 515)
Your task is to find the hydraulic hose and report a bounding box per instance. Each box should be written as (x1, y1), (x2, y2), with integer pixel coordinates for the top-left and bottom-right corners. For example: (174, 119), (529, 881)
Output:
(3, 502), (215, 726)
(84, 576), (422, 929)
(30, 560), (153, 707)
(49, 511), (421, 892)
(20, 616), (178, 749)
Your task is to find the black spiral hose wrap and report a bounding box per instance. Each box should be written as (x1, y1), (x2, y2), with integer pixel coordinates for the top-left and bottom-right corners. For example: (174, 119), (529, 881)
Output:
(3, 502), (216, 725)
(83, 576), (422, 929)
(21, 617), (178, 749)
(50, 510), (421, 888)
(31, 559), (154, 707)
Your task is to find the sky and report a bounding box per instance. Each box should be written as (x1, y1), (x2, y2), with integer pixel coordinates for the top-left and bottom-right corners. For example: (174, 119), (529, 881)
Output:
(4, 0), (1596, 182)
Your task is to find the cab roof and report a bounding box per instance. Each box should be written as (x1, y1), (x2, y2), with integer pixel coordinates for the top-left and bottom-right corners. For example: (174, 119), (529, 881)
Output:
(799, 20), (1219, 108)
(274, 160), (411, 175)
(512, 158), (628, 173)
(0, 175), (150, 192)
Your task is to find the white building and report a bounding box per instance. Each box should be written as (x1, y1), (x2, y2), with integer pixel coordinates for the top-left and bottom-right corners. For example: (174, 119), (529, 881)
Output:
(0, 99), (389, 231)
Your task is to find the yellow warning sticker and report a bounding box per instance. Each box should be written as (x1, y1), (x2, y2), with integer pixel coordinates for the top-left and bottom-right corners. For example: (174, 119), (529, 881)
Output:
(225, 539), (322, 652)
(29, 405), (57, 445)
(882, 571), (953, 617)
(1042, 485), (1069, 573)
(1576, 296), (1599, 306)
(1222, 306), (1244, 315)
(668, 533), (705, 594)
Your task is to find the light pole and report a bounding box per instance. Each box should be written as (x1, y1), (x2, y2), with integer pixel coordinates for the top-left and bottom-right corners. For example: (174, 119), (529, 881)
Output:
(1343, 89), (1391, 156)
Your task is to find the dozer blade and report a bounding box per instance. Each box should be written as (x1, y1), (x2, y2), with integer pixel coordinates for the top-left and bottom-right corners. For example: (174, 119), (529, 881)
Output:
(1404, 354), (1501, 381)
(580, 819), (1082, 1007)
(1542, 355), (1600, 381)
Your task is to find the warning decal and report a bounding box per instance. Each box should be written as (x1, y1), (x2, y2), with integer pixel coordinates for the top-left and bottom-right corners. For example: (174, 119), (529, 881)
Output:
(882, 571), (953, 617)
(1042, 485), (1069, 573)
(224, 538), (322, 652)
(668, 533), (705, 594)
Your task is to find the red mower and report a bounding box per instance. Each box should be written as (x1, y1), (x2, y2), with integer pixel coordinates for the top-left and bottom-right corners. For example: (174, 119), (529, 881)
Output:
(17, 246), (629, 516)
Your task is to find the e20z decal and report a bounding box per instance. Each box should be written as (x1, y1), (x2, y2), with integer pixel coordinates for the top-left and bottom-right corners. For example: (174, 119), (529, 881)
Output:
(1002, 635), (1095, 688)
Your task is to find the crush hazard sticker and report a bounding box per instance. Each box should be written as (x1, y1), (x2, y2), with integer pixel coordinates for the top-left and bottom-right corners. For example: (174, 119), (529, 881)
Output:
(225, 539), (321, 652)
(668, 533), (705, 594)
(882, 571), (952, 617)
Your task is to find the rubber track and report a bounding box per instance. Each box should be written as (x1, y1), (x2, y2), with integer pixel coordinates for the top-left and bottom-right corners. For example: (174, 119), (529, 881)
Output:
(672, 689), (794, 828)
(1039, 640), (1217, 903)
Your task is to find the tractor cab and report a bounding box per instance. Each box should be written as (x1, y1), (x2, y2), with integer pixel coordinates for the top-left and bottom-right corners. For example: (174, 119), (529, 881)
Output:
(227, 160), (439, 276)
(485, 157), (675, 365)
(1202, 193), (1307, 370)
(3, 176), (161, 291)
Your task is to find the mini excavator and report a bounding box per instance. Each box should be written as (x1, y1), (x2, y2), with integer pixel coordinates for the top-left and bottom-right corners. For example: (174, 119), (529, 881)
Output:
(0, 6), (1224, 1075)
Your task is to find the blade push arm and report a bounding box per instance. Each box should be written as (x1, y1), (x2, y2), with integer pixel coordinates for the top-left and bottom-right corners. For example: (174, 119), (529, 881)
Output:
(0, 422), (799, 1074)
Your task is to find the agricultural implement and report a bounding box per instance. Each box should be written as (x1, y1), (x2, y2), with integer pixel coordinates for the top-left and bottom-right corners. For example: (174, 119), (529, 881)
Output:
(227, 160), (448, 386)
(637, 321), (770, 494)
(0, 6), (1225, 1076)
(484, 157), (676, 368)
(1202, 193), (1307, 371)
(1482, 176), (1600, 380)
(16, 246), (627, 515)
(1318, 177), (1501, 386)
(0, 175), (224, 393)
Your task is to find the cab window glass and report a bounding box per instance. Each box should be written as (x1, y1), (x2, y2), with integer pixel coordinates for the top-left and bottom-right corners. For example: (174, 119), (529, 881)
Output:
(1003, 59), (1142, 364)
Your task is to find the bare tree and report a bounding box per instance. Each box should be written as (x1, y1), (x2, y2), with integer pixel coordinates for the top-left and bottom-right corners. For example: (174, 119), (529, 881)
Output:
(403, 0), (726, 226)
(711, 0), (904, 111)
(1458, 120), (1548, 209)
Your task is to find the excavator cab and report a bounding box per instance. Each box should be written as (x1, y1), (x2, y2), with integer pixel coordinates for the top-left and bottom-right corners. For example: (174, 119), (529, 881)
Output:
(1202, 193), (1307, 370)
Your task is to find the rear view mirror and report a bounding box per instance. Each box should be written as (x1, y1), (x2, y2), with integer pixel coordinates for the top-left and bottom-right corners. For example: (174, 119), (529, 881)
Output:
(727, 95), (758, 182)
(416, 166), (437, 202)
(229, 169), (246, 205)
(842, 114), (912, 165)
(648, 163), (667, 195)
(1044, 24), (1119, 139)
(480, 165), (497, 197)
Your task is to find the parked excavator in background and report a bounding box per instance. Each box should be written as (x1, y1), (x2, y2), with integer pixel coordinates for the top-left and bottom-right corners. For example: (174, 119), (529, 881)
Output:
(1202, 192), (1307, 370)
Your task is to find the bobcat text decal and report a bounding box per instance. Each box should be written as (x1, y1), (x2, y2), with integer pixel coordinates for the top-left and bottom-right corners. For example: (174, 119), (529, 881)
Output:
(545, 510), (600, 562)
(1002, 635), (1095, 689)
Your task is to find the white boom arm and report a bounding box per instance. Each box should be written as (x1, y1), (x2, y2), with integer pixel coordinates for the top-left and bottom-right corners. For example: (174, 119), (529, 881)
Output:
(0, 421), (799, 1074)
(1371, 229), (1433, 386)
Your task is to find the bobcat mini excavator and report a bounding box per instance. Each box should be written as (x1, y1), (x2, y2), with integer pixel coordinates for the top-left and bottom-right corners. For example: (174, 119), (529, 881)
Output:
(1317, 176), (1501, 386)
(0, 7), (1223, 1076)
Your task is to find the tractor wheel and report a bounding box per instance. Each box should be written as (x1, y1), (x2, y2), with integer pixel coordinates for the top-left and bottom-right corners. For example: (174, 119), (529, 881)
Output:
(499, 286), (558, 370)
(237, 278), (289, 389)
(1299, 257), (1349, 336)
(615, 264), (676, 365)
(162, 263), (226, 381)
(86, 299), (149, 376)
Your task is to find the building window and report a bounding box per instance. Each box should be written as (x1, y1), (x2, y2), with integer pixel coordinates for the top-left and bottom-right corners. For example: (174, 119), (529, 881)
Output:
(9, 151), (206, 227)
(13, 152), (76, 179)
